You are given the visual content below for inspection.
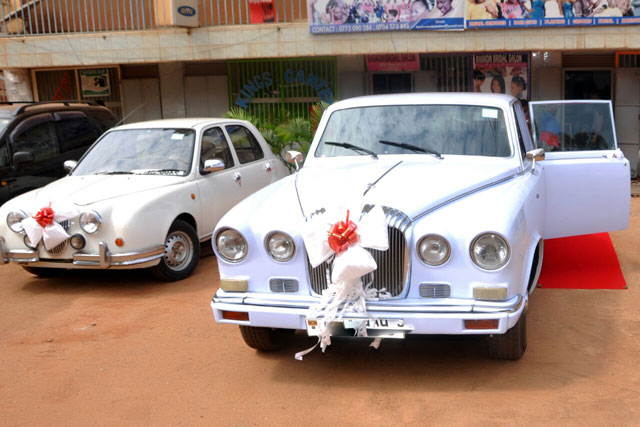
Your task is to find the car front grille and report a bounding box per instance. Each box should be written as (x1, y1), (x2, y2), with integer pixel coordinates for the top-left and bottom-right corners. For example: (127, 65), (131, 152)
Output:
(44, 220), (70, 256)
(306, 207), (411, 298)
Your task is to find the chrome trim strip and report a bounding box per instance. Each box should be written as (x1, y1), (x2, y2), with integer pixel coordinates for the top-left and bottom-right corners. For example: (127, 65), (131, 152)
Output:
(214, 294), (524, 315)
(72, 244), (165, 268)
(199, 232), (213, 243)
(0, 237), (7, 264)
(3, 248), (39, 263)
(412, 174), (518, 222)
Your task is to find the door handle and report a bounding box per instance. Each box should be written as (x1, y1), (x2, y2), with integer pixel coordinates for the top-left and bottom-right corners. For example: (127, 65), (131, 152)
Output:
(233, 172), (242, 183)
(264, 162), (272, 172)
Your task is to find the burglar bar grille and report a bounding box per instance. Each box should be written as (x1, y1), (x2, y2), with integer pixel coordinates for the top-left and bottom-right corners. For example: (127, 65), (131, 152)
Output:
(421, 54), (472, 92)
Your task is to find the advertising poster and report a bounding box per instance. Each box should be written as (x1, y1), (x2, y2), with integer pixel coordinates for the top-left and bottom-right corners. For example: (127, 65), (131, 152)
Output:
(249, 0), (277, 23)
(79, 69), (110, 97)
(472, 52), (530, 100)
(307, 0), (465, 33)
(366, 54), (420, 71)
(466, 0), (640, 29)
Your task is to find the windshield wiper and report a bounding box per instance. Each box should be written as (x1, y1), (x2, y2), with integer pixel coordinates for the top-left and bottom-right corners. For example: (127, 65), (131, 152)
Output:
(379, 140), (443, 159)
(94, 171), (133, 175)
(325, 141), (378, 159)
(134, 169), (186, 175)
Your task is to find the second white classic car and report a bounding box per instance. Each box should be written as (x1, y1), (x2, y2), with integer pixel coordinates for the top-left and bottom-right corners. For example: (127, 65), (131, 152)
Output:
(210, 93), (629, 359)
(0, 118), (288, 280)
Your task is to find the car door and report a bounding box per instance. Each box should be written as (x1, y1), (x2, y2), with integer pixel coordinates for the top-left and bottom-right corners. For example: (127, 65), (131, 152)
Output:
(195, 126), (245, 239)
(223, 123), (275, 197)
(530, 100), (630, 239)
(6, 113), (61, 199)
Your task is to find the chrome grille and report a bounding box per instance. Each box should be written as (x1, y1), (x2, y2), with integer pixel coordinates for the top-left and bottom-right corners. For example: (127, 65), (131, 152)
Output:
(307, 207), (411, 298)
(44, 220), (70, 256)
(269, 278), (299, 293)
(419, 283), (451, 298)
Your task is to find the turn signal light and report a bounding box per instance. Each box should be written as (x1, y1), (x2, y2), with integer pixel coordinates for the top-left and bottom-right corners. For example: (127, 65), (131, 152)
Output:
(221, 311), (249, 321)
(115, 237), (125, 247)
(220, 278), (249, 292)
(464, 319), (499, 330)
(473, 287), (507, 301)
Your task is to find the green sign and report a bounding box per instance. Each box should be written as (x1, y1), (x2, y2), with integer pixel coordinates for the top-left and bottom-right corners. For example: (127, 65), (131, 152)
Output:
(79, 69), (110, 97)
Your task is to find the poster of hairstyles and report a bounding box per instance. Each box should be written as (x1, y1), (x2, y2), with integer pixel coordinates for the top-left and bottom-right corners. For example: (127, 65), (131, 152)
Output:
(472, 52), (530, 100)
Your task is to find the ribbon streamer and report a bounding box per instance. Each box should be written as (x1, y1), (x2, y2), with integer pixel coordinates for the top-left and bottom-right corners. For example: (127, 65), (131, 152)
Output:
(21, 202), (78, 250)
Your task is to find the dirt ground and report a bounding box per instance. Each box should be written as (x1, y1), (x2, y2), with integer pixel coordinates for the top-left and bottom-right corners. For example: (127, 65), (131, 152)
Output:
(1, 202), (640, 427)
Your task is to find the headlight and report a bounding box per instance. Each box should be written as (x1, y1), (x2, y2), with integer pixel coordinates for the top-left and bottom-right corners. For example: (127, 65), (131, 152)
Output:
(266, 231), (295, 262)
(470, 233), (510, 270)
(7, 211), (27, 233)
(79, 211), (102, 234)
(417, 234), (450, 266)
(216, 228), (248, 262)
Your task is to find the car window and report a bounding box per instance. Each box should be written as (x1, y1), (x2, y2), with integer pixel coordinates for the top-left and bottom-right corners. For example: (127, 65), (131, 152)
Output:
(88, 109), (118, 133)
(54, 111), (99, 153)
(225, 125), (264, 164)
(0, 141), (9, 167)
(9, 113), (58, 161)
(200, 127), (234, 172)
(512, 105), (527, 159)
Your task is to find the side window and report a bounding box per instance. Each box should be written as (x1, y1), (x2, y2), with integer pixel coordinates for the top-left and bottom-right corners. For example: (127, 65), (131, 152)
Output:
(54, 111), (99, 153)
(0, 142), (9, 167)
(512, 105), (528, 159)
(88, 110), (118, 133)
(9, 113), (58, 161)
(200, 127), (234, 172)
(225, 125), (264, 164)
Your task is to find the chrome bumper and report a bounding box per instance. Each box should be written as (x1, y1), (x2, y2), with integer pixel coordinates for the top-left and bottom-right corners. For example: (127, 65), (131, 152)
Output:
(0, 239), (165, 269)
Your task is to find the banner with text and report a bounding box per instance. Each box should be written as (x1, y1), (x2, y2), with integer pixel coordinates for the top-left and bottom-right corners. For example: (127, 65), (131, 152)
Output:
(472, 53), (530, 100)
(249, 0), (277, 23)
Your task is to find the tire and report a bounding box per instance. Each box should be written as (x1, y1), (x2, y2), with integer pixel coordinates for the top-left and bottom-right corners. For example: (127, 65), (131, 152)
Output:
(487, 311), (527, 360)
(21, 266), (61, 277)
(151, 219), (200, 282)
(239, 326), (281, 351)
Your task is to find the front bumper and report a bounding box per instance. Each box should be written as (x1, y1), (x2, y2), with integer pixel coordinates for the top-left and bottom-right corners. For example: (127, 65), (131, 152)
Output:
(211, 291), (526, 335)
(0, 237), (164, 269)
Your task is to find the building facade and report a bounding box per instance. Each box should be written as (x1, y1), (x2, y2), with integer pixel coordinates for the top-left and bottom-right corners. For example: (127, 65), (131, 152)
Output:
(2, 0), (640, 175)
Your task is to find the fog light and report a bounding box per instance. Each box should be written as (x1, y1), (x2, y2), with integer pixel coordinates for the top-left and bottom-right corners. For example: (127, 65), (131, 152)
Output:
(464, 319), (499, 330)
(70, 234), (86, 250)
(23, 235), (37, 249)
(473, 287), (507, 301)
(220, 278), (249, 292)
(221, 311), (249, 321)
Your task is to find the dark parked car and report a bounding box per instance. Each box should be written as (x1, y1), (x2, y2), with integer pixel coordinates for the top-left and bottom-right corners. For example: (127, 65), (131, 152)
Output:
(0, 101), (117, 206)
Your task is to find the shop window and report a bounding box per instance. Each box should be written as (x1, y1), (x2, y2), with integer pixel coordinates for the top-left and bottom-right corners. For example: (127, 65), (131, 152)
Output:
(54, 111), (99, 153)
(9, 114), (58, 161)
(372, 74), (412, 95)
(226, 125), (264, 164)
(201, 127), (234, 172)
(564, 70), (612, 100)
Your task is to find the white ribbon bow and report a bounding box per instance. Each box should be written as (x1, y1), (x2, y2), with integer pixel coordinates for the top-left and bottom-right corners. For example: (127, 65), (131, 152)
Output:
(21, 202), (78, 250)
(295, 204), (389, 360)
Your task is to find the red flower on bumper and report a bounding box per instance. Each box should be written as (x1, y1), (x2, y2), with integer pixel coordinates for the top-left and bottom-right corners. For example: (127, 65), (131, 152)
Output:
(328, 210), (359, 253)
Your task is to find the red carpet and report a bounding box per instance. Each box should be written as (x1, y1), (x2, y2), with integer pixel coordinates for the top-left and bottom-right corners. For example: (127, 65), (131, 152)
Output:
(538, 233), (627, 290)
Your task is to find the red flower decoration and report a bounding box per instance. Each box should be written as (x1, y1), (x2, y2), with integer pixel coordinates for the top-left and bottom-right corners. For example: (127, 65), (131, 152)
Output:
(33, 204), (55, 228)
(328, 210), (358, 254)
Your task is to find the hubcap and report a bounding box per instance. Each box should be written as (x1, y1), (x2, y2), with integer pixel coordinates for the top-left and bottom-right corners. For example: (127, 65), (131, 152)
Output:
(163, 231), (194, 271)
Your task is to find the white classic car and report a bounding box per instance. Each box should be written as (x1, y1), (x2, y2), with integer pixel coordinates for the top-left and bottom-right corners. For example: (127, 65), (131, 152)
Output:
(210, 94), (629, 359)
(0, 118), (288, 281)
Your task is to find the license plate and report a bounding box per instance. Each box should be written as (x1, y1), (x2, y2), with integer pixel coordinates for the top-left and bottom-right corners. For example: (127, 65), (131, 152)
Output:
(306, 318), (409, 339)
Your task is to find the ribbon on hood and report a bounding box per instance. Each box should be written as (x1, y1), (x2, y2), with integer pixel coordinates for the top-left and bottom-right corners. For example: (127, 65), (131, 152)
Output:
(21, 202), (78, 250)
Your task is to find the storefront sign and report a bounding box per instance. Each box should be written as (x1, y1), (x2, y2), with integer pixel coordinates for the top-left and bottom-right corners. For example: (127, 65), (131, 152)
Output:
(249, 0), (277, 23)
(472, 53), (529, 100)
(307, 0), (465, 33)
(79, 69), (110, 97)
(172, 0), (199, 27)
(367, 54), (420, 71)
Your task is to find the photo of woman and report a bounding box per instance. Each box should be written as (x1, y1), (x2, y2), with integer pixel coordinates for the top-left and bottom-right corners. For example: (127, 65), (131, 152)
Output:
(491, 75), (506, 94)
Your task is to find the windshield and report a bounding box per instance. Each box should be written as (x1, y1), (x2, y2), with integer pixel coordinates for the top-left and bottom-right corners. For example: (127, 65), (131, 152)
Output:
(72, 128), (195, 176)
(530, 102), (616, 152)
(315, 105), (511, 158)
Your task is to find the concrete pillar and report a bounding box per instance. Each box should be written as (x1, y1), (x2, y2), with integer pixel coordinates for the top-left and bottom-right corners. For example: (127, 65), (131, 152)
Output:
(158, 62), (186, 118)
(3, 69), (34, 101)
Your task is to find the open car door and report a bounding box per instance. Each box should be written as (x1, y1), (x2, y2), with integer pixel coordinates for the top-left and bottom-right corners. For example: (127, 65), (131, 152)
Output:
(530, 100), (630, 239)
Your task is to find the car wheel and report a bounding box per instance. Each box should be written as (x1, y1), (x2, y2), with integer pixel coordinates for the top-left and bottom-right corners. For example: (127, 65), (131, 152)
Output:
(487, 311), (527, 360)
(21, 266), (61, 277)
(151, 219), (200, 282)
(239, 326), (281, 351)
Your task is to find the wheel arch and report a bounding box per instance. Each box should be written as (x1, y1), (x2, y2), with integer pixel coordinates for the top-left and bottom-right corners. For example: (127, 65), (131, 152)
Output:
(174, 212), (197, 235)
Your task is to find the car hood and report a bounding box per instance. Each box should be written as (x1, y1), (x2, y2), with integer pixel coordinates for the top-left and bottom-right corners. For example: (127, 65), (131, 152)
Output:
(16, 174), (185, 207)
(295, 157), (520, 220)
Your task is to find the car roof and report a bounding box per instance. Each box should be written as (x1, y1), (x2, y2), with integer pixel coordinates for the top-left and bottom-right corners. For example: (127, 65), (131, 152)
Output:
(328, 92), (518, 111)
(114, 118), (242, 130)
(0, 101), (112, 116)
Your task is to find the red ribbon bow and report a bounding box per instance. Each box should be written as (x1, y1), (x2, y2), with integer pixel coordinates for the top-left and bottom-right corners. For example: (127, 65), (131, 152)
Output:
(328, 210), (358, 254)
(33, 204), (55, 228)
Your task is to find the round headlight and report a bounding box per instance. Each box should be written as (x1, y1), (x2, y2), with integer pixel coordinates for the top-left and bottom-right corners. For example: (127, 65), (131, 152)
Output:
(470, 233), (510, 270)
(79, 211), (102, 234)
(216, 228), (248, 263)
(7, 211), (27, 233)
(417, 234), (451, 266)
(266, 231), (295, 262)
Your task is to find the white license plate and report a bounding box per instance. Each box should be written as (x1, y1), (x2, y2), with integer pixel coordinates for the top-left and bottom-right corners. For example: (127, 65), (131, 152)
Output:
(306, 318), (409, 338)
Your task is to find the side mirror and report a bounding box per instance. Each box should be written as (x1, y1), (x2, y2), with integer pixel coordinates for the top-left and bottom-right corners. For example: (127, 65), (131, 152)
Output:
(286, 150), (304, 171)
(63, 160), (77, 172)
(203, 158), (225, 173)
(526, 148), (545, 172)
(12, 151), (34, 167)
